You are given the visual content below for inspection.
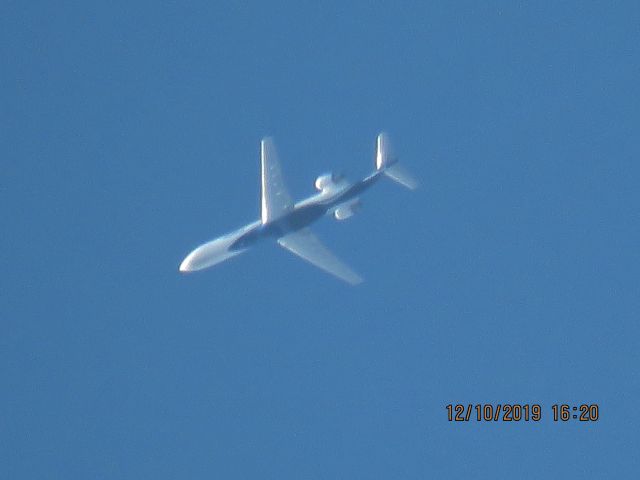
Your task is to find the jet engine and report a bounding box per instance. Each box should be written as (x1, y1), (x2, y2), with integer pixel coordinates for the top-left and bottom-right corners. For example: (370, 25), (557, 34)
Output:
(315, 172), (347, 193)
(315, 172), (337, 191)
(333, 199), (361, 220)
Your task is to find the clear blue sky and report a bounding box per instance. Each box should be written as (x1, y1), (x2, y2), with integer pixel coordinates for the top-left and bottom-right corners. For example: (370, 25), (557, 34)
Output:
(2, 1), (639, 478)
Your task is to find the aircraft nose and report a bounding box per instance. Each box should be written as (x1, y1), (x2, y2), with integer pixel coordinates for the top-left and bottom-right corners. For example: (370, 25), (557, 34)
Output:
(179, 255), (194, 273)
(179, 235), (246, 274)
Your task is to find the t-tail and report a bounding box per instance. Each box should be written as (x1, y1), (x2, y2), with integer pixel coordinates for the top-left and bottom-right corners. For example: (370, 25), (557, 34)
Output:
(375, 132), (418, 190)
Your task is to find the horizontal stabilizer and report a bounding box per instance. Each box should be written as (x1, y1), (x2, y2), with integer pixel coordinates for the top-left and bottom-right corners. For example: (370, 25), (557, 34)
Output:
(384, 164), (418, 190)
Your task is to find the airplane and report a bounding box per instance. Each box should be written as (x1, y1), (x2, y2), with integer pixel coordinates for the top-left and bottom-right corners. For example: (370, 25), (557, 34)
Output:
(179, 132), (417, 285)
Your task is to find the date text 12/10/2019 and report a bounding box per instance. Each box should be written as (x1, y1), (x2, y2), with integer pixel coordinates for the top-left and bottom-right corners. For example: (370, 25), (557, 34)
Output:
(446, 404), (599, 422)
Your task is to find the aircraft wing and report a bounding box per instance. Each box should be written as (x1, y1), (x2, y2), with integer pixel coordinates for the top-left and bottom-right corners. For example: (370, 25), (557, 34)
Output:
(261, 137), (294, 224)
(278, 228), (363, 285)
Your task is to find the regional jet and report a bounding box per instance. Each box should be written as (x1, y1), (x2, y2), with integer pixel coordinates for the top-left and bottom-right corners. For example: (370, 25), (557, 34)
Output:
(179, 133), (417, 284)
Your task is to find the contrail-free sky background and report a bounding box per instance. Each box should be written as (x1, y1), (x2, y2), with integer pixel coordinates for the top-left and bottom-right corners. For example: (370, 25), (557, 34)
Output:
(3, 1), (639, 478)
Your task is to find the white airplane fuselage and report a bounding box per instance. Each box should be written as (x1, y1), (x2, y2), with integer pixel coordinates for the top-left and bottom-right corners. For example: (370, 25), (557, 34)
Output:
(179, 170), (382, 272)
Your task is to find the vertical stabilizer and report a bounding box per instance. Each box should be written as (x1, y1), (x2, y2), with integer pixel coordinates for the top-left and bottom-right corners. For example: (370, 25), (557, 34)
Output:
(375, 132), (396, 170)
(375, 132), (418, 190)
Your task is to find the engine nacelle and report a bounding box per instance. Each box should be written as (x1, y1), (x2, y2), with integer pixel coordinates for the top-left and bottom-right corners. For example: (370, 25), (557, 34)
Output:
(315, 173), (335, 191)
(315, 172), (347, 192)
(333, 199), (360, 220)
